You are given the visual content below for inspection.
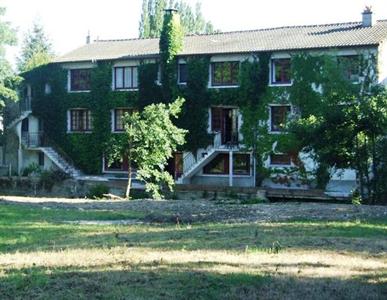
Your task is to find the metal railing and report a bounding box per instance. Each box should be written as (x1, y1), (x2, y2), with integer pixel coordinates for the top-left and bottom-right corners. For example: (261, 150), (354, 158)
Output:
(21, 131), (44, 148)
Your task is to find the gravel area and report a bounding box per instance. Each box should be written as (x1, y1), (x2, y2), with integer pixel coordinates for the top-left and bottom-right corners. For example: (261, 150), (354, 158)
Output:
(1, 196), (386, 224)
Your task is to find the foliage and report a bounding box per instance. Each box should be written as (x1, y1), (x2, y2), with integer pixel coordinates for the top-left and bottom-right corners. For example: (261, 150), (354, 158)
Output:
(29, 62), (137, 174)
(39, 169), (69, 191)
(160, 9), (183, 103)
(0, 7), (18, 119)
(17, 21), (54, 73)
(87, 184), (110, 199)
(178, 57), (212, 153)
(288, 52), (387, 203)
(139, 0), (215, 38)
(113, 98), (187, 199)
(22, 162), (41, 177)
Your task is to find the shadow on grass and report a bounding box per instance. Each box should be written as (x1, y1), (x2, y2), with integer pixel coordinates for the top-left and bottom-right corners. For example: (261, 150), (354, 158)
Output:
(1, 220), (386, 255)
(0, 263), (385, 300)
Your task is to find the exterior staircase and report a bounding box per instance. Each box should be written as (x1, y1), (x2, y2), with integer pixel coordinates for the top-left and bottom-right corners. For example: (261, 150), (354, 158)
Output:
(177, 132), (240, 184)
(20, 131), (82, 178)
(38, 147), (82, 178)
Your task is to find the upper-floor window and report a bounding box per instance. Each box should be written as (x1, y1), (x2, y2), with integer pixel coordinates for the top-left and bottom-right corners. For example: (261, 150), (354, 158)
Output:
(271, 58), (291, 85)
(270, 105), (291, 132)
(338, 55), (361, 83)
(69, 109), (93, 132)
(178, 63), (188, 84)
(211, 61), (239, 87)
(113, 108), (132, 132)
(114, 66), (138, 90)
(70, 69), (91, 91)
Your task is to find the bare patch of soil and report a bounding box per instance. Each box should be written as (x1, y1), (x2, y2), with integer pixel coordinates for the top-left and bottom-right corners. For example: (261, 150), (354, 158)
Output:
(1, 196), (386, 224)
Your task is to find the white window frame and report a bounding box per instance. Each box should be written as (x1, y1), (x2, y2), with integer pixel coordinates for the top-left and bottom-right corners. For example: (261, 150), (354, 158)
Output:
(209, 61), (241, 89)
(268, 104), (292, 134)
(269, 54), (293, 87)
(178, 63), (188, 85)
(111, 108), (132, 133)
(113, 66), (139, 91)
(268, 152), (293, 167)
(67, 69), (92, 93)
(67, 108), (93, 133)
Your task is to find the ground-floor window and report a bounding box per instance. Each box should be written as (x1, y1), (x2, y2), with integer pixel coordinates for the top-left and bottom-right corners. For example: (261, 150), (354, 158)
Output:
(104, 156), (129, 172)
(270, 153), (292, 166)
(203, 153), (251, 175)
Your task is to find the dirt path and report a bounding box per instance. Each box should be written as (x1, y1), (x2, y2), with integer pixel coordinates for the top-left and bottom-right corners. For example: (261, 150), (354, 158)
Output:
(1, 195), (386, 224)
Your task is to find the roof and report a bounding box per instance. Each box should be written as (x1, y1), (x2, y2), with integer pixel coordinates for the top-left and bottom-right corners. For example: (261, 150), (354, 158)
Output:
(55, 20), (387, 63)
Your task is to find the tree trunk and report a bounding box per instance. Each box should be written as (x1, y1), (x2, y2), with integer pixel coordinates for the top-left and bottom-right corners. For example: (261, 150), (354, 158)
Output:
(356, 136), (365, 200)
(126, 161), (132, 199)
(126, 132), (133, 199)
(370, 134), (379, 204)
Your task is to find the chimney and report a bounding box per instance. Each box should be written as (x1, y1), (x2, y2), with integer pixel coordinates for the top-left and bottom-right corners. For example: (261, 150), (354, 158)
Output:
(362, 6), (374, 27)
(164, 8), (178, 15)
(86, 31), (91, 44)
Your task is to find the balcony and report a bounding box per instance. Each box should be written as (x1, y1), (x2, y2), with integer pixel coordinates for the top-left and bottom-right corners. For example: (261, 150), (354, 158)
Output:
(21, 131), (44, 148)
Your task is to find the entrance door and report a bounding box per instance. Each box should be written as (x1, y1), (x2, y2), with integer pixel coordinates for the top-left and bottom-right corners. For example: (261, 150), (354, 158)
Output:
(211, 107), (238, 145)
(21, 118), (29, 133)
(166, 152), (183, 180)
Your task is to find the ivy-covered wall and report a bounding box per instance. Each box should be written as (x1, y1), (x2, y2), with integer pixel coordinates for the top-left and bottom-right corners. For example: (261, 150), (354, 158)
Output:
(24, 48), (376, 181)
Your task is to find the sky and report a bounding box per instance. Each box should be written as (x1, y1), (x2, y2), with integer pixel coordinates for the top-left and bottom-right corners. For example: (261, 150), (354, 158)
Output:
(1, 0), (387, 70)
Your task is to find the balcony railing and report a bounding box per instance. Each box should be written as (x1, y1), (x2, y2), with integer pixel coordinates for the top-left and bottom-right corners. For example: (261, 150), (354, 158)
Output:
(21, 131), (44, 148)
(20, 97), (32, 112)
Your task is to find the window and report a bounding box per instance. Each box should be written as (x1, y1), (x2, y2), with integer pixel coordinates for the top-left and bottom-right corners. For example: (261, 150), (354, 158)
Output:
(38, 152), (45, 167)
(211, 61), (239, 86)
(113, 108), (132, 132)
(233, 154), (250, 175)
(203, 153), (229, 174)
(104, 156), (128, 172)
(270, 153), (291, 166)
(270, 105), (291, 132)
(70, 69), (91, 91)
(44, 83), (51, 95)
(203, 153), (251, 175)
(271, 58), (291, 85)
(338, 55), (361, 83)
(69, 109), (93, 132)
(114, 66), (138, 89)
(178, 64), (188, 84)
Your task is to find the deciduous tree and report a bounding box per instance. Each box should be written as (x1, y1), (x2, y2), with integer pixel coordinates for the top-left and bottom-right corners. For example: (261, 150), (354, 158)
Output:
(109, 98), (187, 199)
(139, 0), (215, 38)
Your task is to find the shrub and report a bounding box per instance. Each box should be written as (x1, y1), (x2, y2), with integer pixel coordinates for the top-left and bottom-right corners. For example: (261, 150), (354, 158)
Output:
(87, 184), (109, 199)
(39, 169), (70, 191)
(22, 163), (41, 176)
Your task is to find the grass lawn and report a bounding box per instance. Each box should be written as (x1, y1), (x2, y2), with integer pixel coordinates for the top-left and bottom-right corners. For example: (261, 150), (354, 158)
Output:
(0, 200), (386, 299)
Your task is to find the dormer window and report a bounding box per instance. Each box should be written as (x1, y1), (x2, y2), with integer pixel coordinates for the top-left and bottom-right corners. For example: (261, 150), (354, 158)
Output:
(70, 69), (91, 91)
(178, 63), (188, 84)
(114, 66), (138, 90)
(211, 61), (239, 87)
(271, 58), (291, 85)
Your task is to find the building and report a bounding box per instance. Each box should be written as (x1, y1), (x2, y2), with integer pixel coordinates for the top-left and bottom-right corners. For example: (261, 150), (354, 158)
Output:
(3, 9), (387, 196)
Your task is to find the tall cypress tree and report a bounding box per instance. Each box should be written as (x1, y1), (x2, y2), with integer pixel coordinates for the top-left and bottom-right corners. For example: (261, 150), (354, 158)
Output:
(17, 21), (54, 73)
